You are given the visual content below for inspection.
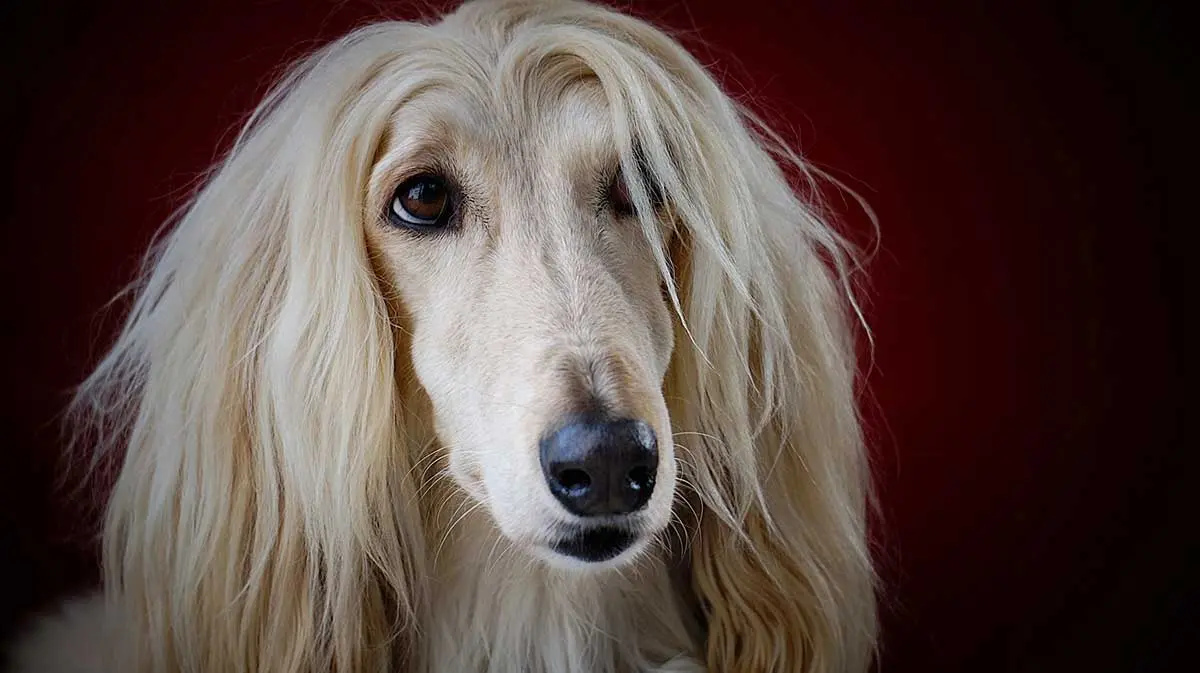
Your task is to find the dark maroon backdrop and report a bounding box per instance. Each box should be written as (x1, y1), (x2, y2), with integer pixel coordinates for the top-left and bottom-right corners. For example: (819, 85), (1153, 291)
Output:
(2, 1), (1191, 671)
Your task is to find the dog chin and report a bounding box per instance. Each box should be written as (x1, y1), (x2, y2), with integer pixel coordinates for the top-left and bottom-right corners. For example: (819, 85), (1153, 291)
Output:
(533, 525), (652, 571)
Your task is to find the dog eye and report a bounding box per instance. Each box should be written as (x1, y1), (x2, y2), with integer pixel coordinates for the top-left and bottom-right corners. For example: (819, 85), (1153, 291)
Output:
(607, 168), (663, 218)
(389, 174), (452, 229)
(609, 171), (636, 217)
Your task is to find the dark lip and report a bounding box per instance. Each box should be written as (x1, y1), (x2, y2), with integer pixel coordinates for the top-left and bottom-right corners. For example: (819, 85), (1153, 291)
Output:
(550, 525), (637, 562)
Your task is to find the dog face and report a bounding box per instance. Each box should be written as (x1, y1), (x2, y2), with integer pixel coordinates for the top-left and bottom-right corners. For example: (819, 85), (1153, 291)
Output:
(365, 78), (677, 569)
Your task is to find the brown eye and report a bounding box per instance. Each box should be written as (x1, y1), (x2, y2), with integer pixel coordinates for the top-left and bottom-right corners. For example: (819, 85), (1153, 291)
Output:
(390, 174), (452, 228)
(607, 166), (663, 218)
(609, 170), (635, 217)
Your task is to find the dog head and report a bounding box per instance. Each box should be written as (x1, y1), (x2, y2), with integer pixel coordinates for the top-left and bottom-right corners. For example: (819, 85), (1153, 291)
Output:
(79, 1), (877, 670)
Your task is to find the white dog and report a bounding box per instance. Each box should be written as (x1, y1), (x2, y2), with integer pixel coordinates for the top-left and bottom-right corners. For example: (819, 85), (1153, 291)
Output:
(6, 1), (878, 671)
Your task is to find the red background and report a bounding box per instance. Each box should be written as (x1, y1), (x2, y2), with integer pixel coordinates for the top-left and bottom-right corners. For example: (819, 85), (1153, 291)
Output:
(2, 1), (1191, 671)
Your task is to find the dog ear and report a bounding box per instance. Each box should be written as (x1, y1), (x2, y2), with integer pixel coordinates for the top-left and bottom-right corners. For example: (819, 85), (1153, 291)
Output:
(658, 117), (878, 670)
(672, 222), (877, 672)
(71, 25), (431, 672)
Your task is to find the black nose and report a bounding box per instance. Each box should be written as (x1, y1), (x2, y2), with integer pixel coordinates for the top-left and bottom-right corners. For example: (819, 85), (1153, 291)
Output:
(539, 416), (658, 517)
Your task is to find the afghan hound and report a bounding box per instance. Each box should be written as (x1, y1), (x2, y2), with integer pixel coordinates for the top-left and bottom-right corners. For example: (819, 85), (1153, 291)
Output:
(7, 0), (878, 671)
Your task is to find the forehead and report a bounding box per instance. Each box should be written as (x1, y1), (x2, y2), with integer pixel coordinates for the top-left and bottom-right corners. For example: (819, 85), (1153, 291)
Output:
(373, 66), (616, 190)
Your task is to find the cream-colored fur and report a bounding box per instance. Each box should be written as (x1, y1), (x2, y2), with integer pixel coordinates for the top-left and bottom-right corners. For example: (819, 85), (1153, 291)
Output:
(6, 1), (877, 671)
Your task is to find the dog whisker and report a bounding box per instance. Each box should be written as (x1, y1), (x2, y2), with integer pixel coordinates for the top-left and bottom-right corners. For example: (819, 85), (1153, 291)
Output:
(433, 499), (487, 563)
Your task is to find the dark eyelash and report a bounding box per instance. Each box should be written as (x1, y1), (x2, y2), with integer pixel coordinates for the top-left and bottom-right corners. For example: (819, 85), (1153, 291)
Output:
(593, 166), (621, 216)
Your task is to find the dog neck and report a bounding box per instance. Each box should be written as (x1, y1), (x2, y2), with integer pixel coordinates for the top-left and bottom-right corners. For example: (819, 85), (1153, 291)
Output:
(417, 489), (701, 673)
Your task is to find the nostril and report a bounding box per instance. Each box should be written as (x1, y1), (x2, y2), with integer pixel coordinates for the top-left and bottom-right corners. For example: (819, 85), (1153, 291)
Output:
(556, 468), (592, 494)
(625, 465), (654, 491)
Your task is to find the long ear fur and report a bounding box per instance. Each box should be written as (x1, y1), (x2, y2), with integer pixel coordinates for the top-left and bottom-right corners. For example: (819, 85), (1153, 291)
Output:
(69, 24), (438, 673)
(667, 97), (877, 673)
(675, 169), (878, 673)
(551, 6), (880, 671)
(668, 56), (877, 673)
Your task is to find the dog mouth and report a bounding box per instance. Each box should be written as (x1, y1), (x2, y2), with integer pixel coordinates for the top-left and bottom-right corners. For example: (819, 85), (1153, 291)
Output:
(550, 525), (637, 562)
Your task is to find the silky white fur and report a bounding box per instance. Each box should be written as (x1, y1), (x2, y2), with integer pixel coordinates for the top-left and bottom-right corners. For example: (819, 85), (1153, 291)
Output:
(7, 1), (878, 671)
